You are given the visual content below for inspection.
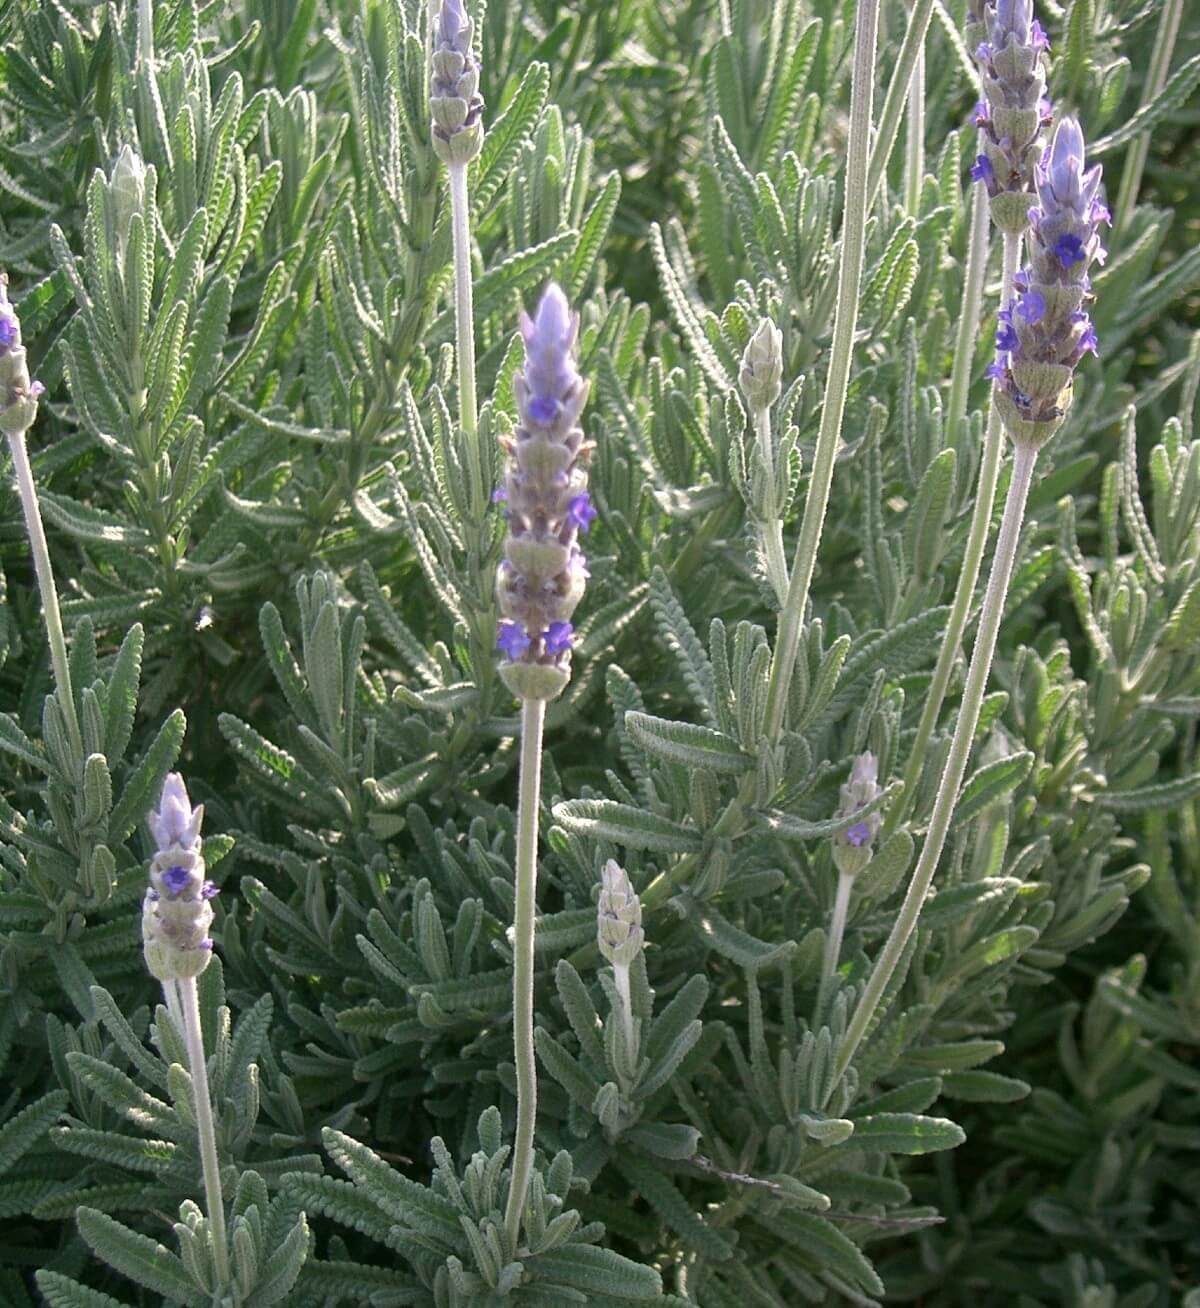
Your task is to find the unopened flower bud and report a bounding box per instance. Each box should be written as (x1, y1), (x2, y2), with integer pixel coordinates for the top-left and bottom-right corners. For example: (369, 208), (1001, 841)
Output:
(142, 773), (215, 982)
(832, 752), (883, 878)
(597, 860), (643, 968)
(110, 145), (147, 257)
(739, 319), (783, 412)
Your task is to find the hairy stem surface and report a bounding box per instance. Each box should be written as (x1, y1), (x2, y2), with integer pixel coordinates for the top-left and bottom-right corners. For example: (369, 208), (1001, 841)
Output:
(891, 228), (1021, 831)
(179, 975), (230, 1287)
(754, 406), (790, 606)
(504, 696), (546, 1247)
(762, 0), (879, 744)
(1113, 0), (1183, 234)
(6, 431), (82, 765)
(448, 163), (483, 506)
(836, 438), (1039, 1080)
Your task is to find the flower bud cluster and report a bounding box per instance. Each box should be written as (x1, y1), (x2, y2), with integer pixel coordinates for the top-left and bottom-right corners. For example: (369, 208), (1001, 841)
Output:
(0, 277), (45, 438)
(495, 283), (593, 702)
(989, 117), (1108, 450)
(832, 752), (883, 878)
(967, 0), (1052, 233)
(142, 774), (217, 982)
(597, 860), (644, 968)
(430, 0), (483, 165)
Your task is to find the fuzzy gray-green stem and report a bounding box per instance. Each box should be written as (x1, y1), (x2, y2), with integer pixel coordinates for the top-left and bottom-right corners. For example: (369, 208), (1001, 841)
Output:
(1113, 0), (1183, 234)
(822, 869), (855, 984)
(890, 229), (1021, 832)
(867, 0), (936, 210)
(614, 961), (635, 1054)
(945, 185), (991, 453)
(762, 0), (878, 744)
(448, 162), (483, 514)
(903, 5), (925, 216)
(836, 438), (1039, 1082)
(754, 406), (790, 606)
(503, 696), (546, 1247)
(6, 431), (83, 767)
(179, 975), (230, 1288)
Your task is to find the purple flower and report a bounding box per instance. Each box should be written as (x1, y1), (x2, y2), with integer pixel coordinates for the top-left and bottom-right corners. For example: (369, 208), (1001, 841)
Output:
(497, 621), (532, 660)
(1031, 18), (1049, 50)
(985, 361), (1007, 381)
(29, 380), (44, 398)
(1053, 233), (1086, 267)
(566, 492), (597, 532)
(845, 821), (872, 848)
(996, 320), (1019, 353)
(543, 621), (574, 656)
(1015, 289), (1045, 325)
(492, 487), (507, 503)
(497, 283), (591, 686)
(527, 394), (559, 426)
(162, 865), (191, 896)
(201, 882), (219, 900)
(0, 311), (16, 351)
(970, 154), (994, 184)
(972, 101), (989, 127)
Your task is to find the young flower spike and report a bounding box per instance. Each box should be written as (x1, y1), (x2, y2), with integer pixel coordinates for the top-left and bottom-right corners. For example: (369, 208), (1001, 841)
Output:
(990, 116), (1108, 449)
(832, 752), (883, 879)
(142, 773), (216, 982)
(967, 0), (1051, 233)
(0, 277), (45, 439)
(597, 859), (644, 969)
(430, 0), (483, 165)
(495, 283), (592, 703)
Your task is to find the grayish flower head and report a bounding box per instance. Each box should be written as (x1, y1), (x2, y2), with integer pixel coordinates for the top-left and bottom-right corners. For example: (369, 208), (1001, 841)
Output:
(990, 116), (1108, 448)
(0, 275), (45, 438)
(496, 283), (592, 703)
(739, 318), (783, 413)
(431, 0), (483, 164)
(597, 860), (644, 968)
(142, 773), (216, 981)
(833, 752), (883, 877)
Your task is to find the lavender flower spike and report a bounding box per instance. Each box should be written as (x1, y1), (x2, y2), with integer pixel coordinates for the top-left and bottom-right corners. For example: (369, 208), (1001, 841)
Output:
(495, 283), (592, 703)
(832, 752), (884, 878)
(142, 773), (216, 981)
(430, 0), (483, 165)
(990, 116), (1108, 449)
(967, 0), (1051, 233)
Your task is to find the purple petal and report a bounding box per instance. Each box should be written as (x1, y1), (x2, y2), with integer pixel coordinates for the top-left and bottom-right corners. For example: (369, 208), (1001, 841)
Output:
(543, 621), (574, 656)
(497, 621), (532, 660)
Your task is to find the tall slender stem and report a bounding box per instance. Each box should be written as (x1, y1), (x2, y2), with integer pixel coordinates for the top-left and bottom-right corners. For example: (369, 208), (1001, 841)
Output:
(504, 696), (546, 1248)
(178, 975), (230, 1288)
(867, 0), (935, 211)
(6, 431), (82, 766)
(613, 962), (635, 1054)
(891, 230), (1021, 832)
(754, 406), (790, 606)
(945, 186), (992, 454)
(448, 163), (483, 510)
(903, 5), (925, 216)
(836, 438), (1039, 1081)
(762, 0), (879, 745)
(822, 870), (855, 983)
(1113, 0), (1183, 234)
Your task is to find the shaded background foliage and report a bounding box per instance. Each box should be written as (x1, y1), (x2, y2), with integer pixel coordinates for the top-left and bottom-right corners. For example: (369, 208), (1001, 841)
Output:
(0, 0), (1198, 1304)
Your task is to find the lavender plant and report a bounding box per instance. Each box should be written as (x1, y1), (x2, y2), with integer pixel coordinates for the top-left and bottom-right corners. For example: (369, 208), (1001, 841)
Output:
(1, 0), (1199, 1305)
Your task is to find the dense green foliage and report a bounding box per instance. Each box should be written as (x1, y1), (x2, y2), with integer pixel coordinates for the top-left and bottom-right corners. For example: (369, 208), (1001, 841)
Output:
(0, 0), (1198, 1304)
